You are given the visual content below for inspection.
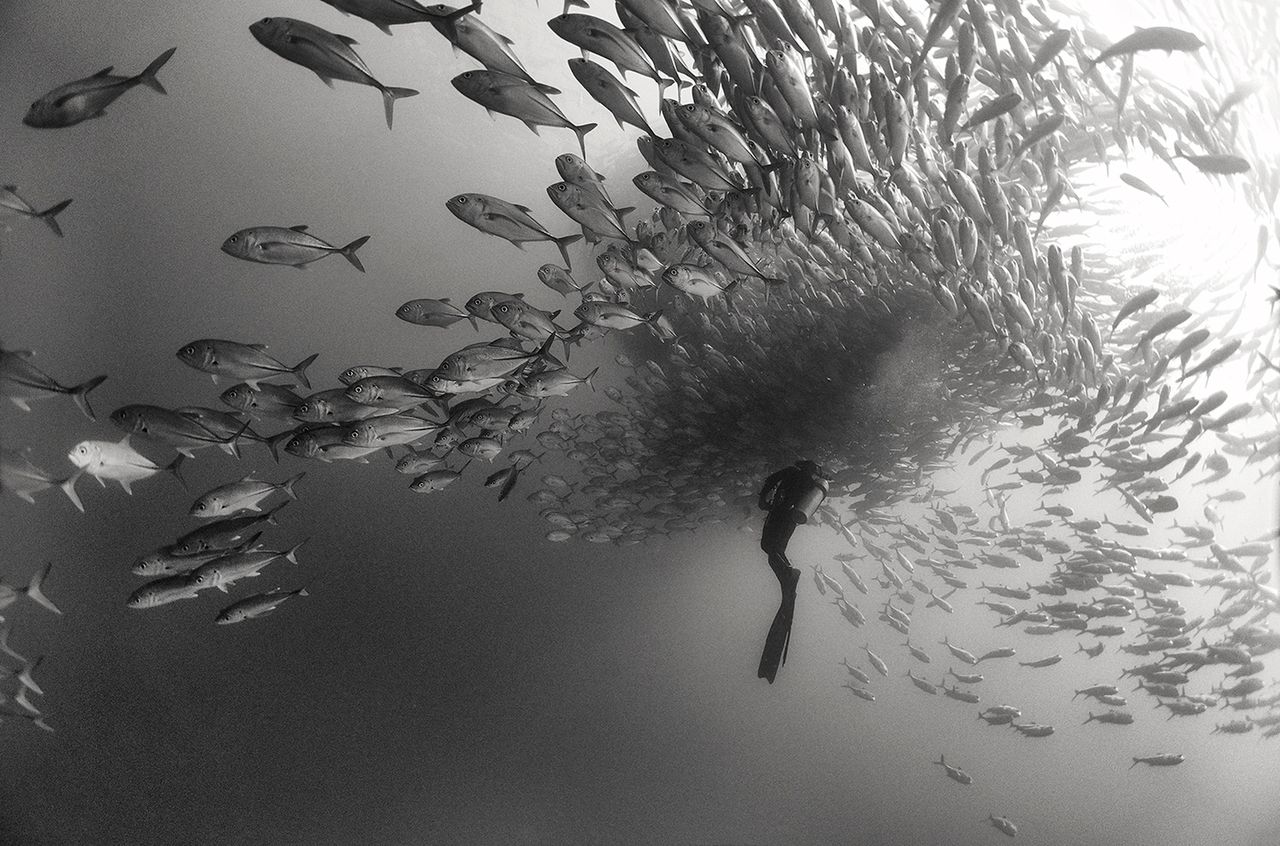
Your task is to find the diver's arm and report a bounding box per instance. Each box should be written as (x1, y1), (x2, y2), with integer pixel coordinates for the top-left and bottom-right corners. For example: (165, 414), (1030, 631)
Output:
(758, 469), (788, 510)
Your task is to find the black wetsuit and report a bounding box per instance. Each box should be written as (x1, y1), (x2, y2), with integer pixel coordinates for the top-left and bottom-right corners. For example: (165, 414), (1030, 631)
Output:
(758, 466), (808, 588)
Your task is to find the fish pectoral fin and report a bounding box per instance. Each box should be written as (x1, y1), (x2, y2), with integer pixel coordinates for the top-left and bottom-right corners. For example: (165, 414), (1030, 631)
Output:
(313, 72), (336, 89)
(9, 398), (31, 412)
(521, 120), (542, 136)
(92, 66), (115, 77)
(335, 34), (358, 46)
(118, 479), (133, 495)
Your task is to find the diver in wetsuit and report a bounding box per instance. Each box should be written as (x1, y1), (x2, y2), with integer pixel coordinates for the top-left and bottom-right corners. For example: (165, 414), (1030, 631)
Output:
(756, 459), (827, 684)
(758, 459), (826, 593)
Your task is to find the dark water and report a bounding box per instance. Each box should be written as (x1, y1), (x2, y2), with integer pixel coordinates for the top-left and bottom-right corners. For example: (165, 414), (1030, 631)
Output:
(2, 0), (1279, 844)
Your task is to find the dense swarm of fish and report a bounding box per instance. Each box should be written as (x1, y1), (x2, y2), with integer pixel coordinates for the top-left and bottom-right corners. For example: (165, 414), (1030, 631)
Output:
(4, 0), (1280, 832)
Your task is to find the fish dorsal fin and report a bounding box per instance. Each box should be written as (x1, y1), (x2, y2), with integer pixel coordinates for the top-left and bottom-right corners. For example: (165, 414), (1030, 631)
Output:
(533, 82), (562, 95)
(118, 434), (131, 445)
(289, 224), (309, 232)
(514, 292), (526, 298)
(440, 297), (451, 302)
(335, 34), (359, 46)
(497, 33), (515, 47)
(249, 343), (268, 351)
(514, 203), (534, 214)
(92, 66), (115, 77)
(2, 184), (17, 191)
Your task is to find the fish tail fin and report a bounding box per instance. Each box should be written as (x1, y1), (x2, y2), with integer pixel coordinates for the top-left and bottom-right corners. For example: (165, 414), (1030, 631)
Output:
(166, 454), (187, 489)
(572, 122), (598, 158)
(554, 233), (582, 268)
(266, 431), (290, 463)
(36, 198), (72, 237)
(70, 374), (108, 421)
(338, 236), (371, 273)
(18, 655), (44, 695)
(1084, 713), (1094, 724)
(58, 468), (85, 513)
(381, 87), (419, 130)
(284, 537), (308, 565)
(136, 47), (177, 95)
(583, 367), (599, 391)
(1173, 142), (1188, 159)
(442, 0), (481, 21)
(24, 563), (62, 615)
(291, 353), (320, 390)
(266, 502), (290, 525)
(283, 471), (306, 500)
(1129, 757), (1140, 768)
(0, 626), (24, 663)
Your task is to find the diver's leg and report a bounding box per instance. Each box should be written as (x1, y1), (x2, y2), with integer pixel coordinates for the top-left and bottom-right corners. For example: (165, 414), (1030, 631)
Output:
(762, 516), (797, 577)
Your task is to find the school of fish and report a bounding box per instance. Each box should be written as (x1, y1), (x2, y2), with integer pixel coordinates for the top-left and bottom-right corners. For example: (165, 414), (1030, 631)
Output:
(3, 0), (1279, 835)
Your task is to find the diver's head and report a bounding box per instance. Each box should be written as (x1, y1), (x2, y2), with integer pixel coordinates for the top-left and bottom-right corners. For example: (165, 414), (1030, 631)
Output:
(796, 459), (823, 477)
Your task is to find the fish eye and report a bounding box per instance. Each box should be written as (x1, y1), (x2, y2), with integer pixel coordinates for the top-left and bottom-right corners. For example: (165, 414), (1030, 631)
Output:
(462, 72), (473, 79)
(353, 386), (363, 393)
(183, 345), (195, 356)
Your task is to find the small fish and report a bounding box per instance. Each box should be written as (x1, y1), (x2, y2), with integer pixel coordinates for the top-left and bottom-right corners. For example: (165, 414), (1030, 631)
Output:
(0, 186), (73, 236)
(961, 93), (1021, 131)
(933, 753), (973, 785)
(568, 57), (655, 136)
(190, 540), (306, 593)
(215, 584), (311, 624)
(190, 473), (304, 518)
(66, 436), (184, 494)
(988, 814), (1018, 837)
(170, 505), (288, 557)
(410, 468), (463, 492)
(447, 193), (583, 268)
(1173, 143), (1250, 176)
(1088, 27), (1204, 66)
(221, 226), (370, 272)
(451, 69), (596, 157)
(1119, 174), (1167, 206)
(249, 18), (418, 129)
(396, 297), (471, 327)
(24, 47), (175, 127)
(1130, 753), (1184, 768)
(127, 574), (201, 609)
(176, 339), (319, 390)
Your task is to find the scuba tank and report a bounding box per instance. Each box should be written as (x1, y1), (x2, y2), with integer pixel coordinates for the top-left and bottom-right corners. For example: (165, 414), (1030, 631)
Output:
(789, 475), (829, 524)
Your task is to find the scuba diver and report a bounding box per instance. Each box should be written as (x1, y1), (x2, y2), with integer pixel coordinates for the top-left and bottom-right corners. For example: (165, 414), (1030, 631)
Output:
(756, 459), (828, 684)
